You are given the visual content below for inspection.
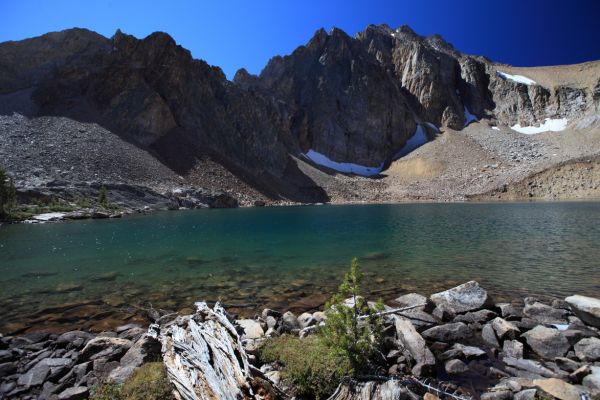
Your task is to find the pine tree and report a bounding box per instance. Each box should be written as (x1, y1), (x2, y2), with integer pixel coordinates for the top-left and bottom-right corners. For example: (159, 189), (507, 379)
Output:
(0, 167), (16, 218)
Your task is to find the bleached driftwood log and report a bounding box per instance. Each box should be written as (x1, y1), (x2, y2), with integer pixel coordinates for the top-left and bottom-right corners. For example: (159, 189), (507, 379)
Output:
(160, 301), (278, 400)
(327, 377), (473, 400)
(326, 379), (418, 400)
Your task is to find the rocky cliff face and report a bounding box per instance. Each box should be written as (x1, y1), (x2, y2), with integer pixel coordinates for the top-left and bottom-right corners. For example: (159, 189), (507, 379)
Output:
(0, 26), (598, 206)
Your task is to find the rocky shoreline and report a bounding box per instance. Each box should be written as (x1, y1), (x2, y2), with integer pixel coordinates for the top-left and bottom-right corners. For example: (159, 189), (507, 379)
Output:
(1, 281), (599, 399)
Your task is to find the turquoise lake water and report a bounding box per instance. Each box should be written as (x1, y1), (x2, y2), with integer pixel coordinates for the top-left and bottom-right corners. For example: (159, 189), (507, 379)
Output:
(0, 202), (599, 333)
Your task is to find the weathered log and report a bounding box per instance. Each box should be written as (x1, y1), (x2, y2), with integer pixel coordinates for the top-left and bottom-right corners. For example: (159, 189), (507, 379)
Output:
(327, 377), (473, 400)
(159, 301), (279, 400)
(326, 379), (417, 400)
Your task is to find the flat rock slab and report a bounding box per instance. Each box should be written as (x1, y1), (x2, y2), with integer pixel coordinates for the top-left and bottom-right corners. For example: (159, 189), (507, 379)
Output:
(565, 295), (600, 328)
(522, 326), (570, 359)
(422, 322), (471, 342)
(17, 361), (50, 388)
(533, 378), (581, 400)
(523, 302), (569, 325)
(394, 316), (435, 376)
(430, 281), (489, 315)
(58, 386), (89, 400)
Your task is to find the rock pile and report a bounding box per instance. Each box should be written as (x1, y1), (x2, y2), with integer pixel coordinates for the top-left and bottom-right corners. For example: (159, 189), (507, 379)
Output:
(2, 282), (600, 399)
(241, 282), (600, 399)
(0, 324), (160, 399)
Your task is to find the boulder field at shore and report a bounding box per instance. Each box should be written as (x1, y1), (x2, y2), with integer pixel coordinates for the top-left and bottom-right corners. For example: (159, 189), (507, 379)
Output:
(1, 281), (600, 399)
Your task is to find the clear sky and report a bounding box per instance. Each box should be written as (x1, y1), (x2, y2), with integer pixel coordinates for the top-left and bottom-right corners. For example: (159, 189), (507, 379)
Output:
(1, 0), (599, 79)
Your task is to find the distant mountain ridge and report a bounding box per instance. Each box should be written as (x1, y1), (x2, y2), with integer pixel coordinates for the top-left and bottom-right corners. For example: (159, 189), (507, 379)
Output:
(0, 25), (599, 208)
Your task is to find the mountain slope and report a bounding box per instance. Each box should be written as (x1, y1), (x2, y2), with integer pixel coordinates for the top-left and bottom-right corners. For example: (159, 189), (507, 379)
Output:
(0, 25), (599, 211)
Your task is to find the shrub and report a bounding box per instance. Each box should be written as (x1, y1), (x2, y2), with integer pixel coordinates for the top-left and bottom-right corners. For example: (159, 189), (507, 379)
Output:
(0, 167), (16, 218)
(260, 335), (351, 399)
(90, 383), (122, 400)
(90, 362), (174, 400)
(121, 362), (174, 400)
(319, 257), (385, 371)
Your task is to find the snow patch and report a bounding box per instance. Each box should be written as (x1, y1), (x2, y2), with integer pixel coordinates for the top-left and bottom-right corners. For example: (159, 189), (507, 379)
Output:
(464, 106), (478, 126)
(511, 118), (568, 134)
(491, 127), (500, 131)
(394, 124), (428, 160)
(496, 71), (537, 86)
(303, 150), (383, 176)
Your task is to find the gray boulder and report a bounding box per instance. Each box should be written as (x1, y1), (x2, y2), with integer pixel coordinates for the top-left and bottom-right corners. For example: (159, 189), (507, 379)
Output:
(582, 366), (600, 395)
(397, 309), (438, 331)
(107, 334), (161, 383)
(430, 281), (490, 316)
(440, 343), (486, 360)
(481, 390), (512, 400)
(574, 337), (600, 361)
(523, 302), (569, 325)
(454, 309), (497, 324)
(394, 316), (435, 376)
(496, 303), (524, 319)
(445, 359), (468, 374)
(491, 317), (520, 340)
(78, 336), (133, 362)
(514, 389), (537, 400)
(503, 340), (524, 359)
(502, 357), (557, 378)
(422, 322), (471, 342)
(282, 311), (300, 331)
(522, 326), (570, 359)
(393, 293), (429, 311)
(236, 319), (265, 340)
(565, 295), (600, 328)
(297, 312), (317, 329)
(17, 361), (50, 388)
(482, 323), (501, 348)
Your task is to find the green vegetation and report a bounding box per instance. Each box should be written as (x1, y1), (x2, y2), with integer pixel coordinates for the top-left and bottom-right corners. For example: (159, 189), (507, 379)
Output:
(76, 197), (92, 208)
(259, 258), (384, 399)
(320, 257), (385, 370)
(90, 382), (122, 400)
(7, 198), (77, 221)
(90, 362), (174, 400)
(0, 167), (16, 218)
(260, 335), (351, 399)
(98, 185), (108, 205)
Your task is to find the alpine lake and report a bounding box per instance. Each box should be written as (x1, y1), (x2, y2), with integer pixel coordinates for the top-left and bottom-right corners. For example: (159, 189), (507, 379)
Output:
(1, 202), (599, 334)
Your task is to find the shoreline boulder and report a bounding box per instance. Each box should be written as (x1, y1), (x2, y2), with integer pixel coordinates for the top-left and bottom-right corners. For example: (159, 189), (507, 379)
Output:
(565, 295), (600, 328)
(430, 281), (490, 316)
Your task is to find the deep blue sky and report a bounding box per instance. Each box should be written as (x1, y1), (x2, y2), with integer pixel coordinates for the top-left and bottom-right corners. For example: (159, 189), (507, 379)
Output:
(1, 0), (599, 79)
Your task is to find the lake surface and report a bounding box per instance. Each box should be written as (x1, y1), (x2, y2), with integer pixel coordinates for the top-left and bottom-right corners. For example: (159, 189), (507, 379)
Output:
(1, 202), (599, 334)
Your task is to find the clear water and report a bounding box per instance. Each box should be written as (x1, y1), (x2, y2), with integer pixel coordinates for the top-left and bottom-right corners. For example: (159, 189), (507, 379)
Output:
(1, 202), (599, 333)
